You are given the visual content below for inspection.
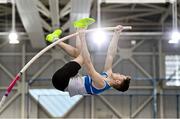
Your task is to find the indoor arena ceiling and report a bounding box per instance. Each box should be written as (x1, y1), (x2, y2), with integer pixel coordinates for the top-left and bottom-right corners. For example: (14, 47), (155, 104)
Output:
(0, 0), (179, 48)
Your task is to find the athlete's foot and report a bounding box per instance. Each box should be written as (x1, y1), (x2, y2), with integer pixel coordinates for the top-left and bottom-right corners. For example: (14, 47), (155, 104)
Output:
(73, 18), (95, 29)
(46, 29), (62, 43)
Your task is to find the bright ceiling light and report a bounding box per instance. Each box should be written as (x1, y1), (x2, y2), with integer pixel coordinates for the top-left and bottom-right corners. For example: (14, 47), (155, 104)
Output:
(166, 80), (180, 86)
(169, 39), (178, 44)
(92, 30), (107, 47)
(131, 40), (136, 45)
(169, 31), (180, 44)
(9, 32), (19, 44)
(175, 80), (180, 86)
(170, 0), (176, 3)
(171, 31), (180, 41)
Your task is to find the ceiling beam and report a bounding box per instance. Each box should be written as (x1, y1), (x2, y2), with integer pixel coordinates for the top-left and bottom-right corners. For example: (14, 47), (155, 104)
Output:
(37, 0), (50, 18)
(142, 4), (167, 11)
(69, 0), (93, 45)
(105, 11), (162, 22)
(160, 5), (171, 23)
(16, 0), (46, 48)
(49, 0), (59, 29)
(41, 19), (51, 31)
(0, 0), (9, 4)
(104, 4), (129, 9)
(102, 0), (170, 3)
(61, 20), (70, 31)
(60, 1), (71, 18)
(101, 8), (164, 12)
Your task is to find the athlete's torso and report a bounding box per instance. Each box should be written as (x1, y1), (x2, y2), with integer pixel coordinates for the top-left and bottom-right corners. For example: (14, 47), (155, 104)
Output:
(65, 72), (111, 97)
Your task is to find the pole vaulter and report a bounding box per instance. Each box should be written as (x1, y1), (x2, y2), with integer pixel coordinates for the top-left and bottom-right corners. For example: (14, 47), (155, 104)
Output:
(0, 24), (131, 108)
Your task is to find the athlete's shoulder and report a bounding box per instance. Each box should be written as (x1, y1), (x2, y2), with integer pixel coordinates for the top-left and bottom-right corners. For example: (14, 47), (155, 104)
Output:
(101, 72), (108, 77)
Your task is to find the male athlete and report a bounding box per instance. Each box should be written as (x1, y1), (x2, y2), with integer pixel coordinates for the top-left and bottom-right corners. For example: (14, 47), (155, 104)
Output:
(46, 18), (131, 96)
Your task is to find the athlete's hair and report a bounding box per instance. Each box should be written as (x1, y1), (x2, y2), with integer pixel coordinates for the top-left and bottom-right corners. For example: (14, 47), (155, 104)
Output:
(112, 76), (131, 92)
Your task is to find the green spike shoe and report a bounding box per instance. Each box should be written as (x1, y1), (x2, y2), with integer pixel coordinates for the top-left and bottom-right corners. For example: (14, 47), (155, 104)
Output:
(46, 29), (62, 43)
(73, 18), (95, 29)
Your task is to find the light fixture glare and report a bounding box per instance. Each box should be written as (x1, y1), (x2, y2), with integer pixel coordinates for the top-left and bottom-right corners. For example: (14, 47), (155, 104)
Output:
(169, 31), (180, 44)
(92, 30), (107, 47)
(9, 32), (19, 44)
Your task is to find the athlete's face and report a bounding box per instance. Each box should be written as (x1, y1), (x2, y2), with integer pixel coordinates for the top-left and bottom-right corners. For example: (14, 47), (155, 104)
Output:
(112, 73), (128, 85)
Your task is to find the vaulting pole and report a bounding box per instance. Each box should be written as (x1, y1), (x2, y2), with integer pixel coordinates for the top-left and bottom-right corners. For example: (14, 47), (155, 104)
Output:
(0, 26), (132, 108)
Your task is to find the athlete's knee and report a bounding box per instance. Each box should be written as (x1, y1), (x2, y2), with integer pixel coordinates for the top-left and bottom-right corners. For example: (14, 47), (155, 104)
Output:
(72, 55), (84, 66)
(52, 61), (81, 89)
(52, 70), (63, 90)
(52, 68), (69, 91)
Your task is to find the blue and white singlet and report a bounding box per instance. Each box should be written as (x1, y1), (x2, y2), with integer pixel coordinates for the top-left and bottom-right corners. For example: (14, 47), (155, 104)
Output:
(65, 72), (111, 96)
(84, 72), (111, 94)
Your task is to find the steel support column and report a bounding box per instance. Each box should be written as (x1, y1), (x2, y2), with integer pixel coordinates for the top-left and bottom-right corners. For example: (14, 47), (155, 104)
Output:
(130, 95), (132, 118)
(153, 79), (157, 118)
(177, 95), (179, 118)
(21, 43), (26, 118)
(158, 38), (164, 118)
(91, 96), (94, 119)
(153, 45), (157, 118)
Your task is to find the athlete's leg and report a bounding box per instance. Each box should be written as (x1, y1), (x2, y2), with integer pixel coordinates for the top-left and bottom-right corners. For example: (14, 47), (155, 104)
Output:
(58, 42), (79, 58)
(52, 60), (81, 91)
(58, 28), (84, 58)
(72, 54), (84, 67)
(51, 18), (95, 91)
(58, 28), (83, 58)
(46, 29), (79, 58)
(72, 18), (96, 66)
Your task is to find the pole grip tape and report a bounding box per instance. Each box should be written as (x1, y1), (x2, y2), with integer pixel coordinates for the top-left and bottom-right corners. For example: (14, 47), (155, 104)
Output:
(7, 74), (20, 94)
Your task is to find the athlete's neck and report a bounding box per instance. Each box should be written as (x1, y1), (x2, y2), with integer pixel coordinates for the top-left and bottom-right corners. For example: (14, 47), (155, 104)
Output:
(105, 76), (113, 86)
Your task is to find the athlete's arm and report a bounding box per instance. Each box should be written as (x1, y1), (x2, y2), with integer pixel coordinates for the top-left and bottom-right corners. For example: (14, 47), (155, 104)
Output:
(104, 25), (123, 74)
(79, 30), (105, 87)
